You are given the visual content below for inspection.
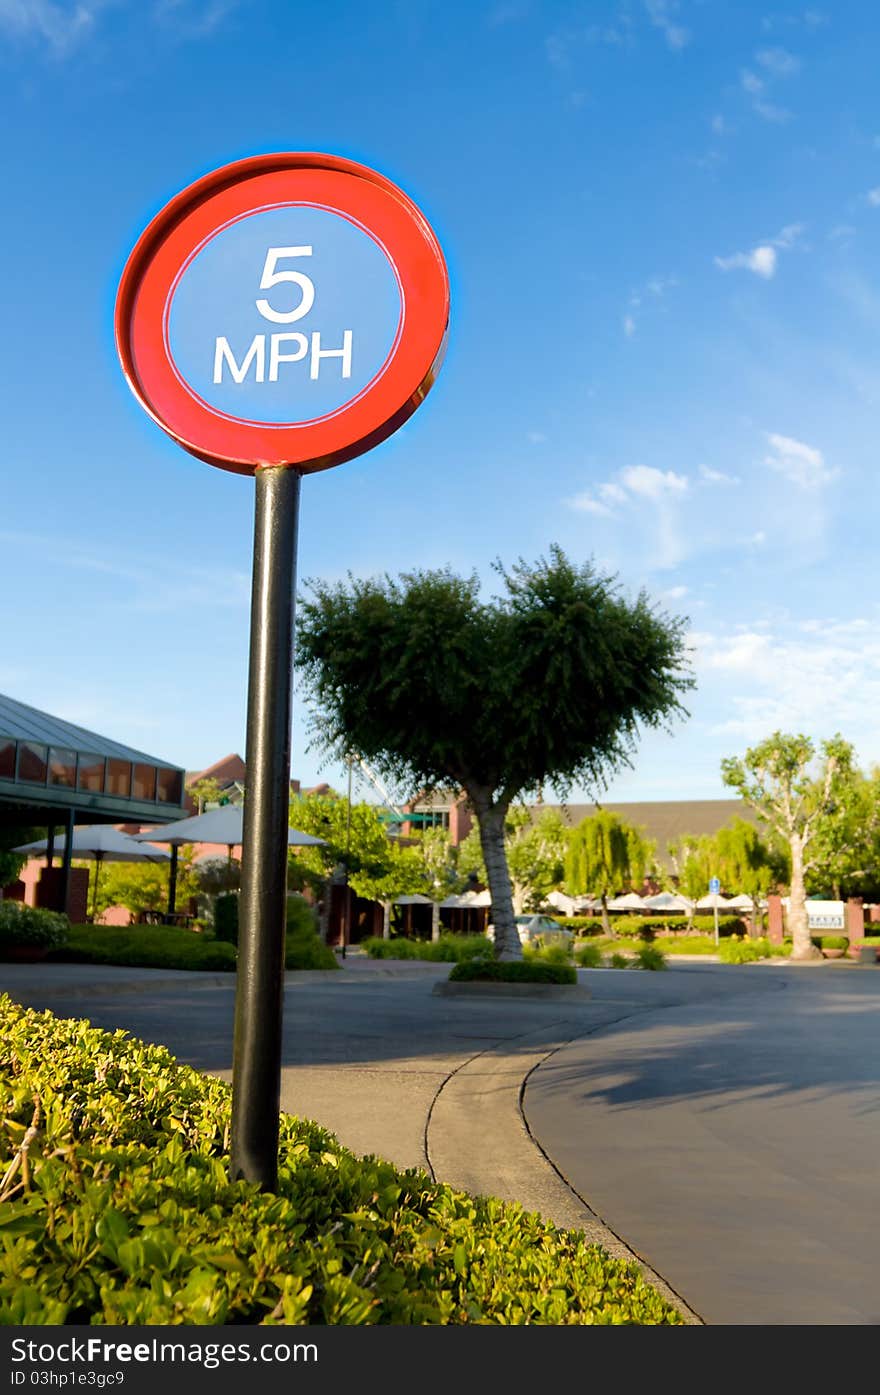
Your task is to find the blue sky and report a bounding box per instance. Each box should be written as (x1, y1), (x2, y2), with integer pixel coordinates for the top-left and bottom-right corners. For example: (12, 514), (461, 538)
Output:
(1, 0), (878, 803)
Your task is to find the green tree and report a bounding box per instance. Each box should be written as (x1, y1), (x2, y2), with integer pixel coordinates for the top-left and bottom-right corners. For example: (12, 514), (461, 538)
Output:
(288, 794), (423, 903)
(666, 834), (715, 928)
(565, 810), (653, 934)
(714, 818), (782, 930)
(186, 776), (227, 814)
(506, 806), (568, 913)
(0, 825), (42, 890)
(721, 732), (855, 960)
(94, 849), (200, 922)
(804, 766), (880, 900)
(296, 548), (691, 960)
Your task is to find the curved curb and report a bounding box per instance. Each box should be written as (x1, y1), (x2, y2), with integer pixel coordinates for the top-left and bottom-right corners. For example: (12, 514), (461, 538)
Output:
(424, 1023), (702, 1325)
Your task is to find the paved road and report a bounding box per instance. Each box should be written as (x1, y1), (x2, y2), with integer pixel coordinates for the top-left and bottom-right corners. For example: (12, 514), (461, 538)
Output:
(4, 954), (879, 1324)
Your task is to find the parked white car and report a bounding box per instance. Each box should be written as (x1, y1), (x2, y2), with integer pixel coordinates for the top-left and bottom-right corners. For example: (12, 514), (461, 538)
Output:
(486, 914), (573, 946)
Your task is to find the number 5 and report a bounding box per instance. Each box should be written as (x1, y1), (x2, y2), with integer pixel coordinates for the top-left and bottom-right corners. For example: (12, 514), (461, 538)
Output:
(256, 246), (315, 323)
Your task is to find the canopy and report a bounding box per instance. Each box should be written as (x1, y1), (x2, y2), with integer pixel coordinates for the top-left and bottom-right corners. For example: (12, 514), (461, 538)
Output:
(696, 892), (735, 910)
(644, 892), (694, 912)
(14, 824), (170, 921)
(607, 892), (649, 911)
(134, 806), (325, 849)
(724, 893), (757, 910)
(15, 825), (170, 863)
(393, 893), (433, 905)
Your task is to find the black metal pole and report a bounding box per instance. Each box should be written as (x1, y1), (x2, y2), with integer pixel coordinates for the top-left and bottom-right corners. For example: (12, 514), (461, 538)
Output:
(167, 844), (179, 917)
(59, 809), (74, 917)
(230, 465), (301, 1189)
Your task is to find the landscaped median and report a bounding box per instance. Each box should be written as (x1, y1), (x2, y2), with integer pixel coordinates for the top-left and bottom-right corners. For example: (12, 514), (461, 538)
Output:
(0, 996), (683, 1325)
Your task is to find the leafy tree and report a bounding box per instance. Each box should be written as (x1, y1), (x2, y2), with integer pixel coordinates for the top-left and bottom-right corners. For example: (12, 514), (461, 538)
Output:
(296, 548), (692, 959)
(666, 833), (714, 928)
(186, 776), (227, 814)
(94, 850), (200, 922)
(714, 818), (783, 930)
(565, 810), (654, 934)
(288, 794), (423, 903)
(0, 825), (42, 890)
(721, 732), (856, 960)
(506, 806), (568, 913)
(804, 767), (880, 900)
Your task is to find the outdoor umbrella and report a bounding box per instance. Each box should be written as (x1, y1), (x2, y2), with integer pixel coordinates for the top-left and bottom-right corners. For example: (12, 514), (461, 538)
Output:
(606, 892), (649, 911)
(134, 806), (326, 916)
(644, 892), (695, 912)
(695, 893), (734, 910)
(14, 824), (170, 922)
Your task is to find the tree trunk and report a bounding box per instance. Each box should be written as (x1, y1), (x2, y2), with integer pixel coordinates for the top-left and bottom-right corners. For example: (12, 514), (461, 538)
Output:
(788, 835), (820, 960)
(382, 900), (391, 940)
(431, 901), (440, 942)
(600, 893), (611, 937)
(474, 799), (521, 961)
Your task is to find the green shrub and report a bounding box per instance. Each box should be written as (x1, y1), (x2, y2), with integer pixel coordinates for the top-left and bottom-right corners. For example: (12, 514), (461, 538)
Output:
(574, 941), (604, 968)
(632, 944), (667, 971)
(655, 935), (716, 956)
(717, 935), (763, 964)
(285, 898), (337, 971)
(213, 893), (238, 944)
(48, 924), (236, 971)
(811, 935), (849, 951)
(362, 935), (491, 964)
(609, 915), (747, 938)
(609, 953), (629, 969)
(449, 958), (576, 985)
(523, 941), (573, 968)
(553, 917), (604, 936)
(0, 903), (69, 953)
(0, 996), (681, 1325)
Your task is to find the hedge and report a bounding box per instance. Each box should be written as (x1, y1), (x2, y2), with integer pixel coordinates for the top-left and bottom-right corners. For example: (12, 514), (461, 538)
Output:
(548, 915), (748, 938)
(0, 996), (682, 1325)
(0, 903), (69, 954)
(448, 959), (576, 985)
(48, 925), (236, 971)
(362, 935), (490, 963)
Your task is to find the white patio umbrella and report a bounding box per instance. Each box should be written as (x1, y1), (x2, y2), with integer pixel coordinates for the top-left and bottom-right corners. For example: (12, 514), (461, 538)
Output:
(724, 894), (756, 910)
(14, 825), (170, 921)
(606, 892), (649, 911)
(134, 806), (325, 915)
(695, 893), (734, 910)
(644, 892), (695, 912)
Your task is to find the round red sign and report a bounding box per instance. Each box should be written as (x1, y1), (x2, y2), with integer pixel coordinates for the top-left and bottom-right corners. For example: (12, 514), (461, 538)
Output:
(115, 153), (449, 475)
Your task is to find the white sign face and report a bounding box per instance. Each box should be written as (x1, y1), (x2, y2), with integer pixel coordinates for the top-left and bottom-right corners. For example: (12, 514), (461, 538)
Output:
(805, 900), (845, 930)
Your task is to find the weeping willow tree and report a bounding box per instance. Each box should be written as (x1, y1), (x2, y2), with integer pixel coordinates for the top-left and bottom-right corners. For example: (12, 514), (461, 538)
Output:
(565, 811), (653, 934)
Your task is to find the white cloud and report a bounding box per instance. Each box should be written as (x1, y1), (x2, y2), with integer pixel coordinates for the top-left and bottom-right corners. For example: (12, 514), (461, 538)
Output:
(714, 245), (777, 278)
(568, 493), (614, 517)
(620, 464), (688, 499)
(644, 0), (690, 49)
(623, 314), (636, 337)
(599, 481), (628, 505)
(867, 188), (880, 207)
(527, 430), (547, 444)
(664, 585), (689, 599)
(752, 99), (792, 122)
(756, 46), (800, 74)
(764, 432), (837, 489)
(699, 464), (740, 485)
(772, 222), (803, 248)
(697, 618), (880, 753)
(740, 69), (764, 95)
(711, 114), (730, 135)
(0, 0), (111, 52)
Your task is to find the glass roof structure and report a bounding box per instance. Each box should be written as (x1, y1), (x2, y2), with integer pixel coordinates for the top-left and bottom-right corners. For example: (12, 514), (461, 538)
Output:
(0, 693), (186, 828)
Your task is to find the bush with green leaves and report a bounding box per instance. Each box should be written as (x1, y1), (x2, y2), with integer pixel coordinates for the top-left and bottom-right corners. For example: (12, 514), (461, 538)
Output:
(0, 996), (682, 1325)
(811, 935), (849, 951)
(609, 915), (747, 938)
(632, 944), (667, 971)
(523, 941), (573, 968)
(574, 941), (604, 968)
(0, 903), (69, 953)
(48, 924), (236, 972)
(553, 917), (605, 936)
(609, 953), (629, 969)
(193, 893), (337, 971)
(362, 935), (491, 963)
(448, 958), (576, 985)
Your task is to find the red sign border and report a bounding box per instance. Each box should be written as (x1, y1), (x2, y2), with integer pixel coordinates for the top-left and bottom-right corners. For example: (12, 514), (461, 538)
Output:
(115, 153), (449, 476)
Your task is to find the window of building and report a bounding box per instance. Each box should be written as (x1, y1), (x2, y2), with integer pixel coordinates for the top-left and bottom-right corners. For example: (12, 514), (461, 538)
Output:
(0, 741), (14, 780)
(48, 748), (77, 787)
(77, 754), (105, 793)
(157, 768), (183, 804)
(18, 743), (48, 783)
(106, 759), (132, 797)
(132, 763), (157, 802)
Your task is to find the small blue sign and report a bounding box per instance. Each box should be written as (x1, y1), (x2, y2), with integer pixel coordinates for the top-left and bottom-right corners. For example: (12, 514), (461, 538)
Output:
(167, 205), (402, 426)
(709, 877), (721, 894)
